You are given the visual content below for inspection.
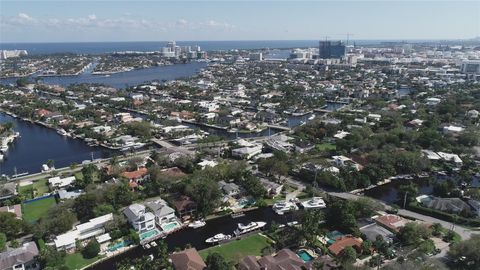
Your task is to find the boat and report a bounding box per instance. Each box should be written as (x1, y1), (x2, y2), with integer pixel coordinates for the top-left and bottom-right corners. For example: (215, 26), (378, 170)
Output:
(0, 154), (3, 161)
(308, 114), (316, 120)
(287, 221), (299, 227)
(143, 243), (151, 249)
(231, 212), (245, 218)
(272, 201), (299, 215)
(234, 221), (266, 236)
(301, 197), (327, 209)
(188, 220), (206, 229)
(57, 129), (68, 136)
(150, 241), (157, 247)
(205, 233), (232, 244)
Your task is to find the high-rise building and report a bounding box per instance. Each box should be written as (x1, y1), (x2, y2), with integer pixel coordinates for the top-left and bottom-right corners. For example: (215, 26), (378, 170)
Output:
(461, 60), (480, 81)
(318, 41), (345, 59)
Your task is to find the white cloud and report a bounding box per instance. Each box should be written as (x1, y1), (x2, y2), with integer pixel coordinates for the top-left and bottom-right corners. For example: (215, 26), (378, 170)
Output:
(0, 13), (234, 34)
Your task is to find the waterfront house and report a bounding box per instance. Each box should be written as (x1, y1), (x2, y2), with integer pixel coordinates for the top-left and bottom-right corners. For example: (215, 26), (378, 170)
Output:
(238, 248), (306, 270)
(173, 196), (197, 220)
(145, 198), (178, 226)
(48, 176), (76, 189)
(123, 204), (156, 233)
(328, 235), (363, 257)
(218, 181), (241, 197)
(170, 248), (206, 270)
(0, 182), (17, 201)
(0, 204), (22, 219)
(359, 223), (395, 243)
(54, 213), (113, 251)
(0, 241), (39, 270)
(259, 178), (283, 197)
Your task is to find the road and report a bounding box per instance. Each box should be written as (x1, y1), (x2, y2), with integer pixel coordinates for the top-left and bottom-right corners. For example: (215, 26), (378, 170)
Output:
(328, 192), (479, 240)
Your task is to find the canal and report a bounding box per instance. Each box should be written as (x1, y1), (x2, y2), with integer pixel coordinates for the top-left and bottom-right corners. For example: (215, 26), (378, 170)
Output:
(0, 62), (207, 89)
(88, 207), (300, 270)
(0, 113), (115, 176)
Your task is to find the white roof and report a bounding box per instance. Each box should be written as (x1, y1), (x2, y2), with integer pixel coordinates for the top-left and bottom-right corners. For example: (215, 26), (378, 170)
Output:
(422, 150), (441, 160)
(96, 233), (111, 244)
(76, 213), (113, 232)
(437, 152), (463, 163)
(48, 176), (76, 187)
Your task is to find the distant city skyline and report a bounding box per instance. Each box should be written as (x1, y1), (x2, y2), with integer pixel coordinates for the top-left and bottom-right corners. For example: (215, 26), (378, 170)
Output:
(0, 1), (479, 43)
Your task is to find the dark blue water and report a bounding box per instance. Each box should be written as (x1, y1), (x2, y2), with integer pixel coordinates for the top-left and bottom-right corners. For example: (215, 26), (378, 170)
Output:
(0, 62), (207, 89)
(0, 113), (114, 176)
(0, 41), (322, 55)
(88, 206), (299, 270)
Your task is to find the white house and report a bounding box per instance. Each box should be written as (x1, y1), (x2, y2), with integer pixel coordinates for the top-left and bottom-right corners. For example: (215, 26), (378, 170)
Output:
(232, 145), (263, 160)
(54, 213), (113, 251)
(123, 204), (156, 233)
(48, 176), (76, 188)
(145, 198), (177, 226)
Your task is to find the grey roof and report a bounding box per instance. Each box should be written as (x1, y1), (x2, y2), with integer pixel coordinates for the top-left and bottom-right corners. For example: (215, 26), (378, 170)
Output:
(0, 242), (39, 270)
(360, 223), (394, 243)
(145, 199), (175, 218)
(0, 182), (16, 198)
(423, 197), (472, 214)
(58, 189), (84, 200)
(123, 203), (146, 221)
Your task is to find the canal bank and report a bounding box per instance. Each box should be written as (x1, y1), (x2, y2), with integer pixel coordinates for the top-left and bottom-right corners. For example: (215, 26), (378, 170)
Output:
(87, 207), (299, 270)
(0, 112), (115, 176)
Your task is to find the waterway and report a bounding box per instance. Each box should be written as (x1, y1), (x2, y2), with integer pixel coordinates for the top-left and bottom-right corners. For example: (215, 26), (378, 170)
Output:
(88, 207), (300, 270)
(0, 62), (207, 89)
(364, 175), (480, 204)
(0, 113), (114, 176)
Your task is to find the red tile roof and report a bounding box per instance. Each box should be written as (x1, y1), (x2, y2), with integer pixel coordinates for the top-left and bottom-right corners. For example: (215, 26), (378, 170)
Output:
(328, 235), (363, 257)
(121, 168), (148, 180)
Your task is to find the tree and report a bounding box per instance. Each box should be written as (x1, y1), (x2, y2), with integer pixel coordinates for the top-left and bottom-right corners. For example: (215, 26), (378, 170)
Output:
(339, 246), (357, 265)
(326, 200), (358, 234)
(82, 239), (100, 259)
(361, 240), (372, 255)
(353, 197), (384, 218)
(205, 252), (231, 270)
(241, 175), (266, 199)
(74, 193), (98, 221)
(0, 233), (6, 252)
(300, 209), (324, 247)
(39, 246), (65, 269)
(417, 239), (436, 255)
(448, 234), (480, 270)
(185, 176), (221, 217)
(93, 204), (115, 217)
(397, 223), (431, 246)
(0, 212), (26, 239)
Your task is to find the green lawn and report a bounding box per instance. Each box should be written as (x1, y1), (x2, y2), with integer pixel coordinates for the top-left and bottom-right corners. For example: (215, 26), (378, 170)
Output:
(199, 234), (273, 263)
(315, 143), (336, 151)
(33, 179), (49, 196)
(18, 184), (34, 200)
(18, 179), (50, 199)
(64, 253), (104, 270)
(22, 196), (57, 223)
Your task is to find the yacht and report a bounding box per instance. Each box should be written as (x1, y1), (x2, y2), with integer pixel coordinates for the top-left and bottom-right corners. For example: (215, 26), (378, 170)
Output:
(188, 220), (206, 229)
(301, 197), (327, 209)
(0, 154), (3, 161)
(308, 114), (316, 121)
(272, 201), (299, 215)
(234, 221), (266, 236)
(205, 233), (231, 244)
(57, 129), (68, 136)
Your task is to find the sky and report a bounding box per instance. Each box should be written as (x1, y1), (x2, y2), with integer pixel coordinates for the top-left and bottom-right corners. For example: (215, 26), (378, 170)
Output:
(0, 0), (479, 43)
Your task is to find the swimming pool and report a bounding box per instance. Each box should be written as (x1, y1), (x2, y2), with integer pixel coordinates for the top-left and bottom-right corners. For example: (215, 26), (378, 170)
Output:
(297, 250), (314, 262)
(107, 240), (131, 252)
(161, 221), (179, 232)
(140, 229), (161, 241)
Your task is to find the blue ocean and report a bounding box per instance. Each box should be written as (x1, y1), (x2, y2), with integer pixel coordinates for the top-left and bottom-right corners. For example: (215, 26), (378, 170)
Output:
(0, 40), (392, 55)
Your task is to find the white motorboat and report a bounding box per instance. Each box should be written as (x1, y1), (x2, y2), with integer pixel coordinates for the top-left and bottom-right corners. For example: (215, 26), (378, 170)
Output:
(57, 129), (68, 136)
(308, 114), (316, 120)
(0, 154), (3, 161)
(272, 201), (299, 215)
(205, 233), (232, 243)
(301, 197), (327, 209)
(188, 220), (206, 229)
(234, 221), (266, 236)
